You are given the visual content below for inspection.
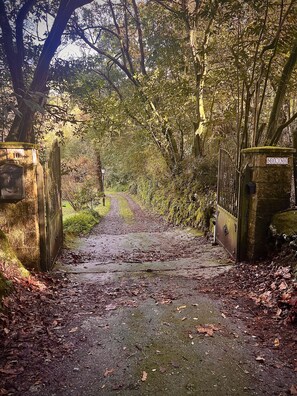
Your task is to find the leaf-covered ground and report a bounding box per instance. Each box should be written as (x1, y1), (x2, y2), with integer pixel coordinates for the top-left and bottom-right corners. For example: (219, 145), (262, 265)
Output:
(0, 193), (296, 395)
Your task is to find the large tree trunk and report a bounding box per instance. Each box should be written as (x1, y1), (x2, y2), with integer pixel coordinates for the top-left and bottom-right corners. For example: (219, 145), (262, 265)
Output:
(265, 38), (297, 145)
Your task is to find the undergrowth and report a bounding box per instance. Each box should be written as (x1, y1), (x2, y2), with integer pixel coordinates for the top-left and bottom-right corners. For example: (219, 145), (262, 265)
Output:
(63, 197), (111, 238)
(63, 210), (99, 236)
(132, 159), (216, 232)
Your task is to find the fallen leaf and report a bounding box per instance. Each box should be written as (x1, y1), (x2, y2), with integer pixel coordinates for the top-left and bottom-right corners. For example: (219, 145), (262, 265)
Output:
(290, 385), (297, 395)
(196, 324), (220, 337)
(160, 299), (172, 305)
(276, 308), (282, 317)
(141, 371), (148, 382)
(279, 281), (288, 291)
(105, 303), (117, 311)
(255, 356), (265, 363)
(69, 327), (78, 333)
(104, 368), (115, 377)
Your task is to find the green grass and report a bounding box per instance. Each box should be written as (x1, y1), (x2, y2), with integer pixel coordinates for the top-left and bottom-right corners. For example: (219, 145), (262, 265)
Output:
(62, 196), (111, 240)
(117, 194), (134, 223)
(62, 201), (76, 220)
(95, 196), (111, 217)
(63, 210), (100, 236)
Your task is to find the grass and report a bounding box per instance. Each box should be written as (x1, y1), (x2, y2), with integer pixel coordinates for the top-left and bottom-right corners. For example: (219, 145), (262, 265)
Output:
(96, 196), (111, 217)
(62, 201), (76, 220)
(63, 210), (100, 236)
(117, 194), (134, 223)
(62, 196), (111, 239)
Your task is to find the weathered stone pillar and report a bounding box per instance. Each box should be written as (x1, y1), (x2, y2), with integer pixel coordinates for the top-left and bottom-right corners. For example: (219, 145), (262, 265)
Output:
(241, 147), (295, 261)
(0, 142), (41, 269)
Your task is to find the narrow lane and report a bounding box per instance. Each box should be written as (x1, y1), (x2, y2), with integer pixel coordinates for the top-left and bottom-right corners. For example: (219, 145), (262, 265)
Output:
(39, 193), (295, 395)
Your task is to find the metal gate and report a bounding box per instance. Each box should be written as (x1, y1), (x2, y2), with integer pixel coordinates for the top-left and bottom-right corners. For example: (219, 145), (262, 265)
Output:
(38, 141), (63, 270)
(215, 149), (240, 260)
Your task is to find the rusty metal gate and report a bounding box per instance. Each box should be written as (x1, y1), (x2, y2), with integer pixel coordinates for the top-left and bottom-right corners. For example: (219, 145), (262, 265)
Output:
(38, 141), (63, 270)
(215, 149), (240, 260)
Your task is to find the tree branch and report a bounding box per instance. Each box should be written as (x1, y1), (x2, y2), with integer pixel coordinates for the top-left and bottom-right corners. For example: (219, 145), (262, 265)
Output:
(131, 0), (146, 75)
(75, 25), (139, 86)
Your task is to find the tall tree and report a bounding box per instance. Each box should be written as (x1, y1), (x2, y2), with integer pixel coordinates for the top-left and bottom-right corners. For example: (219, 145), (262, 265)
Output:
(70, 0), (191, 173)
(0, 0), (93, 143)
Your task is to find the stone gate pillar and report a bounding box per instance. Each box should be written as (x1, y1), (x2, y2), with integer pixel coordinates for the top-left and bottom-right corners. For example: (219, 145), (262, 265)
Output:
(0, 142), (41, 269)
(241, 147), (295, 261)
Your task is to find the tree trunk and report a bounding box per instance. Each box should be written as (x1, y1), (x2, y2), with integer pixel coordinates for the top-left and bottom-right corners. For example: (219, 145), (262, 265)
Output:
(96, 152), (104, 193)
(2, 0), (94, 143)
(265, 38), (297, 145)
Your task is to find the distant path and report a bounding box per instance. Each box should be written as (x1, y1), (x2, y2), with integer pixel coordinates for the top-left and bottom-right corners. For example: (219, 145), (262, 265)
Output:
(92, 193), (170, 235)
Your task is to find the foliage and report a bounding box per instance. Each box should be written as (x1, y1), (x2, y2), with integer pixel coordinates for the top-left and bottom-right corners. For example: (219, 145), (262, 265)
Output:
(135, 158), (217, 231)
(0, 0), (94, 143)
(0, 230), (29, 279)
(60, 130), (103, 211)
(63, 209), (100, 236)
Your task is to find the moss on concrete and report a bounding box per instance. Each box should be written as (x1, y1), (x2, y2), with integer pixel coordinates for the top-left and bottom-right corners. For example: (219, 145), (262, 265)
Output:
(271, 210), (297, 236)
(0, 230), (29, 278)
(0, 142), (37, 149)
(242, 146), (295, 154)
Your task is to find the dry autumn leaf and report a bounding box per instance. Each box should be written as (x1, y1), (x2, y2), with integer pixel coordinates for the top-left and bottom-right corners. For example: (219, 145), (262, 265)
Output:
(141, 371), (148, 382)
(279, 281), (288, 291)
(255, 356), (265, 363)
(104, 368), (115, 377)
(196, 324), (220, 337)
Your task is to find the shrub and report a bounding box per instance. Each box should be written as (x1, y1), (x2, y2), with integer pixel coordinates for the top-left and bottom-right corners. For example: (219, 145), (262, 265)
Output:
(63, 209), (99, 236)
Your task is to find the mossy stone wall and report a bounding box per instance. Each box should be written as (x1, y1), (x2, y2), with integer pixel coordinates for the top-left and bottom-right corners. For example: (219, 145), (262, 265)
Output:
(241, 147), (295, 260)
(0, 143), (41, 269)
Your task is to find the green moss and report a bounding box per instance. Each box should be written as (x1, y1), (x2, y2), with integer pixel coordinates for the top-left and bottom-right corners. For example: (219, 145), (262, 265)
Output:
(0, 142), (38, 149)
(96, 196), (111, 217)
(136, 175), (215, 232)
(0, 230), (29, 278)
(242, 146), (295, 154)
(271, 210), (297, 235)
(0, 272), (12, 298)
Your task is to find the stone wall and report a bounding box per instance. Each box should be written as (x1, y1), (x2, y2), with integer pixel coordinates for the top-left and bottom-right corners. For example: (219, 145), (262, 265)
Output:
(0, 143), (41, 269)
(241, 147), (295, 260)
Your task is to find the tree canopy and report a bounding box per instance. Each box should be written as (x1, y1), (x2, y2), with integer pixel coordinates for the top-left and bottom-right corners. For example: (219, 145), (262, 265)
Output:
(1, 0), (297, 179)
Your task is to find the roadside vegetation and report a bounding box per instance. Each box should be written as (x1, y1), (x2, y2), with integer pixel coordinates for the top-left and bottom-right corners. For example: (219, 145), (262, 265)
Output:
(63, 197), (111, 239)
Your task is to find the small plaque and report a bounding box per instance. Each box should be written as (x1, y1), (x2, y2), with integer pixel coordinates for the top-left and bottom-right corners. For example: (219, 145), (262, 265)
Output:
(266, 157), (288, 165)
(0, 163), (24, 201)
